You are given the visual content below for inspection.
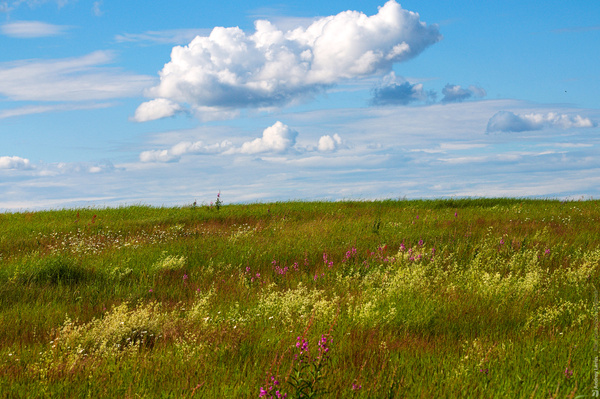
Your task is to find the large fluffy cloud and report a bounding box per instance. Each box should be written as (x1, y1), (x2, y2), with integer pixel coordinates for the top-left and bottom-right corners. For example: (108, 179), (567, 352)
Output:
(135, 0), (441, 121)
(487, 111), (596, 133)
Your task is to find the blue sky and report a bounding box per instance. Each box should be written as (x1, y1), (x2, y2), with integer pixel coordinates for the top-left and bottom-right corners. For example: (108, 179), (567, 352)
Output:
(1, 0), (599, 211)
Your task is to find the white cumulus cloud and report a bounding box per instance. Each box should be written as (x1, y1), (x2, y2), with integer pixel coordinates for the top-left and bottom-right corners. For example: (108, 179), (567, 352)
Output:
(240, 121), (298, 154)
(487, 111), (596, 133)
(135, 0), (441, 121)
(0, 156), (31, 169)
(318, 134), (343, 151)
(133, 98), (184, 122)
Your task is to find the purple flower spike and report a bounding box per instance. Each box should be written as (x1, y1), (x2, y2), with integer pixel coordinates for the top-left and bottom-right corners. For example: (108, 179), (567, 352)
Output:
(564, 367), (573, 378)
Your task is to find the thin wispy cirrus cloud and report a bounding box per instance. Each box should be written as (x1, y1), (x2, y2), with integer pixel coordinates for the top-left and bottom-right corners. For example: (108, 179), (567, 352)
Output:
(115, 28), (212, 45)
(0, 0), (73, 13)
(0, 20), (69, 37)
(486, 111), (596, 133)
(92, 1), (102, 17)
(0, 102), (114, 120)
(0, 51), (154, 119)
(0, 51), (153, 102)
(134, 0), (442, 122)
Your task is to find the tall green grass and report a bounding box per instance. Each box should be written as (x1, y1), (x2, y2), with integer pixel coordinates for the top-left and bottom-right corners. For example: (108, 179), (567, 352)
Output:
(0, 198), (597, 397)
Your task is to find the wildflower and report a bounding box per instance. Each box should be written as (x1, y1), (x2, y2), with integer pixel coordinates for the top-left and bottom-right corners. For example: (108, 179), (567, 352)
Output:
(149, 289), (153, 293)
(418, 239), (424, 247)
(545, 248), (551, 255)
(564, 367), (573, 378)
(183, 274), (188, 281)
(479, 368), (489, 375)
(296, 337), (309, 355)
(318, 334), (330, 357)
(352, 383), (362, 391)
(454, 212), (458, 218)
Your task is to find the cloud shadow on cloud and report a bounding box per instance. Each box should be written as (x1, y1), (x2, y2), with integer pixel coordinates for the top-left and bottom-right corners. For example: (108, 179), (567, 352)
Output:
(441, 84), (486, 103)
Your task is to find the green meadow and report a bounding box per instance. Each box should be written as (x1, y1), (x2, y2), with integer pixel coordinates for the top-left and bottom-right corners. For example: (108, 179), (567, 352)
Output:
(0, 198), (597, 398)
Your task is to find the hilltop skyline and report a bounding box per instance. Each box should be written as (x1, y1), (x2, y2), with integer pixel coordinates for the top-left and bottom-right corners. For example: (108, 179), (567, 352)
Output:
(1, 0), (599, 210)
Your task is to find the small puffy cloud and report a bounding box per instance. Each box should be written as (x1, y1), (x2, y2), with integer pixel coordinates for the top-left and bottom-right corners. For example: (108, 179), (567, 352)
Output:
(487, 111), (596, 133)
(139, 149), (177, 163)
(318, 134), (343, 151)
(140, 140), (232, 163)
(0, 20), (69, 38)
(371, 72), (433, 105)
(441, 84), (486, 103)
(133, 98), (184, 122)
(0, 156), (31, 169)
(240, 121), (298, 154)
(136, 0), (441, 121)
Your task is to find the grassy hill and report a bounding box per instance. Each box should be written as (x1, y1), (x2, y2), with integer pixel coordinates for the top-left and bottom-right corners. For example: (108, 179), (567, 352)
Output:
(0, 198), (597, 397)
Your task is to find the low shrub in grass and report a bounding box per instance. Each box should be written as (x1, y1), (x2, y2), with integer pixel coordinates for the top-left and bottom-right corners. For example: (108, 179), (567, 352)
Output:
(29, 255), (90, 285)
